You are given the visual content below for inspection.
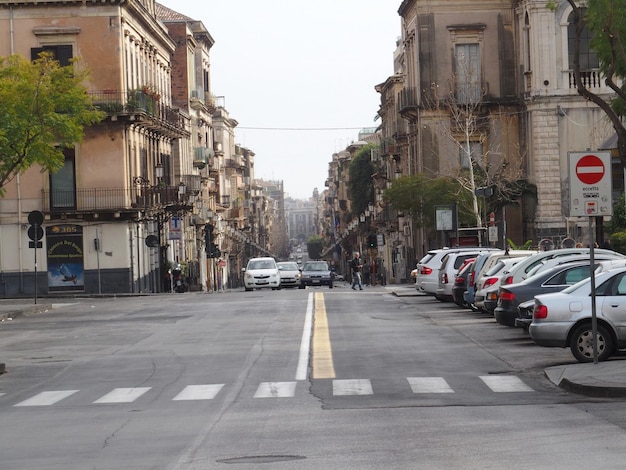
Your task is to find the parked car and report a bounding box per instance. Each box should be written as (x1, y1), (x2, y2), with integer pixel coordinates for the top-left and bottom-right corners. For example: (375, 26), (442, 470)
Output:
(494, 261), (596, 327)
(530, 266), (626, 362)
(473, 257), (521, 314)
(516, 259), (626, 331)
(436, 248), (498, 301)
(415, 249), (450, 295)
(276, 261), (301, 288)
(515, 299), (536, 331)
(499, 248), (625, 287)
(299, 260), (334, 289)
(243, 257), (281, 291)
(452, 259), (475, 307)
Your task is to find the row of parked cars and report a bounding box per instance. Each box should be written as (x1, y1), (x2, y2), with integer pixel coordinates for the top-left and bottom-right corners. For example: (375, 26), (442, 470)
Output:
(243, 257), (335, 291)
(414, 246), (626, 362)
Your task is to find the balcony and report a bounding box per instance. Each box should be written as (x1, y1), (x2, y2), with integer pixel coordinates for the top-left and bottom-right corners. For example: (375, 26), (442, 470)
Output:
(193, 146), (215, 169)
(42, 185), (185, 215)
(190, 89), (217, 113)
(398, 87), (419, 120)
(89, 89), (187, 138)
(180, 174), (202, 195)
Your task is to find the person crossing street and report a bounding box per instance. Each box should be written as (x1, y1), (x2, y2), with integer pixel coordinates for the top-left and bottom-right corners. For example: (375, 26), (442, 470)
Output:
(350, 252), (363, 290)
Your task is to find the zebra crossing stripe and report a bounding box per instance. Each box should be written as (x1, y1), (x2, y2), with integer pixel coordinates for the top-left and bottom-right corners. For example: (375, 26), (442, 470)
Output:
(254, 382), (297, 398)
(333, 379), (373, 396)
(14, 390), (79, 407)
(173, 384), (224, 401)
(407, 377), (455, 393)
(480, 375), (533, 392)
(93, 387), (151, 403)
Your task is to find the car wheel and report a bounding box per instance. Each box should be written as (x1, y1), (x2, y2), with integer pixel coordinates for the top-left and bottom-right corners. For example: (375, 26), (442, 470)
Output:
(299, 284), (305, 289)
(245, 287), (253, 292)
(570, 323), (614, 363)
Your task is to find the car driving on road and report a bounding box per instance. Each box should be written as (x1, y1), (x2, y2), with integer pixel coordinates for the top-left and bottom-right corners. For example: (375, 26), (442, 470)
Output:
(299, 260), (334, 289)
(243, 257), (281, 291)
(276, 261), (301, 288)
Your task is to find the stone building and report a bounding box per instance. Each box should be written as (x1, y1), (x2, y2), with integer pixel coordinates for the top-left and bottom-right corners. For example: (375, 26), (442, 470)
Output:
(0, 0), (279, 296)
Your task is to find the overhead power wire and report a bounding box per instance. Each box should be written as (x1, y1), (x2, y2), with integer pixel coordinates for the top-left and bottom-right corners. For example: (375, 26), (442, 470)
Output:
(237, 126), (367, 131)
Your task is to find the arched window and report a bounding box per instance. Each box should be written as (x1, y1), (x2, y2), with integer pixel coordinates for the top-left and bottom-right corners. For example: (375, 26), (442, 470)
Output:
(567, 10), (599, 71)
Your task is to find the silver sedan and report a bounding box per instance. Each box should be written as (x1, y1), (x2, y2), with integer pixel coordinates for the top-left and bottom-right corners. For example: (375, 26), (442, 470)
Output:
(530, 266), (626, 362)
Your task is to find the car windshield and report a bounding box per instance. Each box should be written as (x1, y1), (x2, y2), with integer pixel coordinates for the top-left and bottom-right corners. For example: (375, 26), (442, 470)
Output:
(278, 262), (298, 271)
(248, 260), (275, 270)
(304, 262), (328, 271)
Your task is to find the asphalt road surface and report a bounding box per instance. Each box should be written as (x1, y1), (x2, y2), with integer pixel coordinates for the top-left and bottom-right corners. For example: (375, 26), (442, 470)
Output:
(1, 285), (626, 469)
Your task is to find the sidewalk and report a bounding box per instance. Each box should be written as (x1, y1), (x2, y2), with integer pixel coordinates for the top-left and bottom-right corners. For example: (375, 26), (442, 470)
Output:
(385, 284), (626, 398)
(2, 290), (626, 398)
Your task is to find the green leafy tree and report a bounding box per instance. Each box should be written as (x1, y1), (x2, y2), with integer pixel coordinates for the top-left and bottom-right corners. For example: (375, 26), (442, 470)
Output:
(348, 144), (375, 215)
(307, 235), (323, 260)
(558, 0), (626, 167)
(383, 174), (474, 228)
(0, 53), (104, 195)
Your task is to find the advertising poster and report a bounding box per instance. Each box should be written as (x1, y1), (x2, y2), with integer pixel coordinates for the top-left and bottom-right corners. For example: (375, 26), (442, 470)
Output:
(46, 224), (85, 291)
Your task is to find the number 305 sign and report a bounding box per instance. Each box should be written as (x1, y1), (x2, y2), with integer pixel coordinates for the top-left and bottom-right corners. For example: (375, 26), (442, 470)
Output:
(568, 151), (612, 217)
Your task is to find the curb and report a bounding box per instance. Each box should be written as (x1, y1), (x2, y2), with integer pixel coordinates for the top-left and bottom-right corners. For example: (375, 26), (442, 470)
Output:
(557, 377), (626, 398)
(0, 304), (53, 322)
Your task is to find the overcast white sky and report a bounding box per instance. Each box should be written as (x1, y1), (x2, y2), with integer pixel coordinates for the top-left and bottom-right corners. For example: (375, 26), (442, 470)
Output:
(157, 0), (401, 200)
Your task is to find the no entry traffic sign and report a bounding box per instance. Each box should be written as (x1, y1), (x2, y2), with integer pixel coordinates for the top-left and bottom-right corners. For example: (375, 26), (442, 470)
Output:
(575, 154), (605, 185)
(568, 151), (612, 217)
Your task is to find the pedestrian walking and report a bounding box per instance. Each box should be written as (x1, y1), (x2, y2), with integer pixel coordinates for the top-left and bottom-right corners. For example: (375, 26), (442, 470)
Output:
(362, 260), (371, 286)
(350, 252), (363, 290)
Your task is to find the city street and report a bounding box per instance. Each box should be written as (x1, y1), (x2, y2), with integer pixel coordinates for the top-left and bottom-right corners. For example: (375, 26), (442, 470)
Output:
(1, 285), (626, 469)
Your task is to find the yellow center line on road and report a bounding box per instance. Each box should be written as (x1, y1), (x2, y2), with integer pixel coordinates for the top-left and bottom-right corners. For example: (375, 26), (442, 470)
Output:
(311, 292), (336, 379)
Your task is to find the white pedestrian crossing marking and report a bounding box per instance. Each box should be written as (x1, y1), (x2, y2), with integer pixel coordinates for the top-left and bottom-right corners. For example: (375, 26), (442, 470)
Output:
(254, 382), (297, 398)
(93, 387), (151, 403)
(14, 390), (79, 407)
(480, 375), (534, 392)
(173, 384), (224, 401)
(407, 377), (455, 393)
(4, 375), (537, 407)
(333, 379), (373, 396)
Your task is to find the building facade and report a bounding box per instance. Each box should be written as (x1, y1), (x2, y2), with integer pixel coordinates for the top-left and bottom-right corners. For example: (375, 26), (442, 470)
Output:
(0, 0), (283, 296)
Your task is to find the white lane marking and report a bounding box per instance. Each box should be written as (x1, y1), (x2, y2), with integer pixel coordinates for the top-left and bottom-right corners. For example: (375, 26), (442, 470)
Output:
(333, 379), (373, 396)
(173, 384), (224, 401)
(14, 390), (79, 407)
(407, 377), (455, 393)
(480, 375), (534, 392)
(254, 382), (297, 398)
(296, 293), (314, 381)
(93, 387), (151, 403)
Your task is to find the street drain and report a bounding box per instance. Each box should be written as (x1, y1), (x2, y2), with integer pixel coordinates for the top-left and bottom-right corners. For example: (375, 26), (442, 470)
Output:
(216, 455), (306, 464)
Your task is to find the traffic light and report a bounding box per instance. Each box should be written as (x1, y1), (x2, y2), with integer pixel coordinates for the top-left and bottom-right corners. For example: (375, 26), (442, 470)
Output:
(367, 233), (377, 248)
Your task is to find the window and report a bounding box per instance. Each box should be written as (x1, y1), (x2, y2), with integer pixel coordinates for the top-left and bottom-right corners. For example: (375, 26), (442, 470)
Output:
(455, 43), (481, 103)
(567, 11), (599, 71)
(50, 149), (76, 210)
(459, 141), (483, 169)
(31, 45), (73, 66)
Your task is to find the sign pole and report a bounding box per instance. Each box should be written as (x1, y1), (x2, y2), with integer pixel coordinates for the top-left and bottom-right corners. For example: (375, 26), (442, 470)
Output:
(569, 151), (611, 365)
(34, 223), (38, 305)
(589, 216), (598, 364)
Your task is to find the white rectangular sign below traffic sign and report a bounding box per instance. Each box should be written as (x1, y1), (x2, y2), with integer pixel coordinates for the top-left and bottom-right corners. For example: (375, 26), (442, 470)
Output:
(568, 151), (612, 217)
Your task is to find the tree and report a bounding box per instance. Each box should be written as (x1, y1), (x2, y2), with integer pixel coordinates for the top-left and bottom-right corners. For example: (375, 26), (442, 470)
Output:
(307, 235), (323, 260)
(383, 174), (475, 229)
(348, 144), (375, 216)
(0, 53), (104, 195)
(422, 61), (528, 229)
(559, 0), (626, 168)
